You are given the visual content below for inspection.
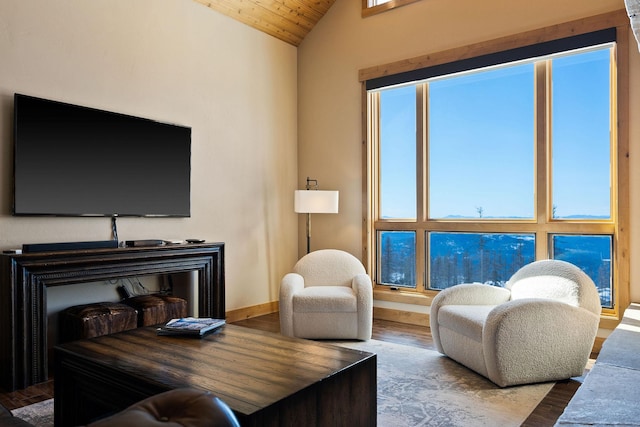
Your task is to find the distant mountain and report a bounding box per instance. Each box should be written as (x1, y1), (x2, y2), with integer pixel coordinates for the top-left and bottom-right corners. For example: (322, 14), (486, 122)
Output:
(379, 231), (611, 307)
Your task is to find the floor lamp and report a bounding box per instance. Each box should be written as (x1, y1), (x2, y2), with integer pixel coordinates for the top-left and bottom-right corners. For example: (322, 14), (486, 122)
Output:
(294, 177), (339, 254)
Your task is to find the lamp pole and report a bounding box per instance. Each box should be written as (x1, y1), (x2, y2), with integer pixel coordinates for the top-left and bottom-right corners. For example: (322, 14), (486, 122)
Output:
(305, 177), (315, 254)
(306, 212), (312, 254)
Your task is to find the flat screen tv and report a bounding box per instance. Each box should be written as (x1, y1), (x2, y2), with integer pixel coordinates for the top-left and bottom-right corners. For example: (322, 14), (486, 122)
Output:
(13, 94), (191, 217)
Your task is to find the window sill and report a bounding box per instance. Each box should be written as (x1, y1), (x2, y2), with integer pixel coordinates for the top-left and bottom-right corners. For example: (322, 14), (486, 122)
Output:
(374, 288), (435, 306)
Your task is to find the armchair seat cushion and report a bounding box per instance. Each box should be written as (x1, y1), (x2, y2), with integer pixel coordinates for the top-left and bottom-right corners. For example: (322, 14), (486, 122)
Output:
(293, 286), (357, 313)
(438, 305), (495, 342)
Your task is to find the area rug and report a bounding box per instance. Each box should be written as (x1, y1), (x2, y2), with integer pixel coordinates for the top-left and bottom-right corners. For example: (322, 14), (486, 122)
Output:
(10, 339), (554, 427)
(330, 339), (554, 427)
(11, 398), (53, 427)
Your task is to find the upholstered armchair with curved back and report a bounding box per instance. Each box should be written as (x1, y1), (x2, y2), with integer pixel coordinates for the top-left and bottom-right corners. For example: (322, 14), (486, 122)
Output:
(279, 249), (373, 340)
(430, 259), (601, 387)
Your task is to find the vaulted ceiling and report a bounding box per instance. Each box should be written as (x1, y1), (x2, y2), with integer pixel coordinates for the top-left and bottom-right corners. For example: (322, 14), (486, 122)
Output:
(193, 0), (337, 46)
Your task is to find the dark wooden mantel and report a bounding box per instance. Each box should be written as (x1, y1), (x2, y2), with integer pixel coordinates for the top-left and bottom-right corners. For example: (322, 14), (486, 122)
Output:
(0, 242), (225, 392)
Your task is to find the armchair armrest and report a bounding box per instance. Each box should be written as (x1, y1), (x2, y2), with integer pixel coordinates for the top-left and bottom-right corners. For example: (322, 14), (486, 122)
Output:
(432, 283), (512, 307)
(352, 274), (373, 303)
(430, 283), (511, 328)
(279, 273), (305, 337)
(483, 298), (600, 387)
(430, 284), (511, 353)
(352, 274), (373, 340)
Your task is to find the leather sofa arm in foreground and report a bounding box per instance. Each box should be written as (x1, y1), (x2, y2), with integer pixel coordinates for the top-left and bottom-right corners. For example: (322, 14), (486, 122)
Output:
(2, 388), (240, 427)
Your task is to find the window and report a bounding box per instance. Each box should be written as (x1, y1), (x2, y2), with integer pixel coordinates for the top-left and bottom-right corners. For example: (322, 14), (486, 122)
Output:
(362, 0), (421, 18)
(551, 234), (613, 307)
(428, 62), (535, 220)
(428, 232), (535, 289)
(363, 16), (630, 320)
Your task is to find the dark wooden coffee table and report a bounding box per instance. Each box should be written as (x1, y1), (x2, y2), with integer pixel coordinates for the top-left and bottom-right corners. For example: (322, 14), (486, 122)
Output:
(54, 324), (376, 426)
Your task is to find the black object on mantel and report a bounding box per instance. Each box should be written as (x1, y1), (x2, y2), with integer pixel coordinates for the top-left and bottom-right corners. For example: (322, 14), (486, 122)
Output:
(22, 240), (118, 253)
(125, 239), (165, 247)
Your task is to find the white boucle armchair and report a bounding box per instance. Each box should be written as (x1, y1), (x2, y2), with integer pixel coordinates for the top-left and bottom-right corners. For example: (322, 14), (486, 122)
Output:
(430, 259), (601, 387)
(279, 249), (373, 340)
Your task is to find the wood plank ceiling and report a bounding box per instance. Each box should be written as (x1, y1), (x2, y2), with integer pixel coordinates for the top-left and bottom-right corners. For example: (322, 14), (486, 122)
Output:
(193, 0), (336, 46)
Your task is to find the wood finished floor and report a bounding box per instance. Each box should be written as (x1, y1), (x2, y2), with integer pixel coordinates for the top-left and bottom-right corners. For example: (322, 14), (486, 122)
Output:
(0, 312), (586, 426)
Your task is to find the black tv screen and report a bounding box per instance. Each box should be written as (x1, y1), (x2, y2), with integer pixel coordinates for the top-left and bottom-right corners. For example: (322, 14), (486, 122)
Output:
(13, 94), (191, 217)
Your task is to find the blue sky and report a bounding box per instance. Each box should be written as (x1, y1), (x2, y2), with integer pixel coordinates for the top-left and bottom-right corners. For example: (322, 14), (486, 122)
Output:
(378, 45), (612, 220)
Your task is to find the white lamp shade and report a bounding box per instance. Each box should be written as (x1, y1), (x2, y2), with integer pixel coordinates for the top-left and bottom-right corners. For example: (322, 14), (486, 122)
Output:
(294, 190), (339, 213)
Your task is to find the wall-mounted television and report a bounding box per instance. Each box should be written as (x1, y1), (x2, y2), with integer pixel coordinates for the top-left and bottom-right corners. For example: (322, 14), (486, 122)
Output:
(13, 94), (191, 217)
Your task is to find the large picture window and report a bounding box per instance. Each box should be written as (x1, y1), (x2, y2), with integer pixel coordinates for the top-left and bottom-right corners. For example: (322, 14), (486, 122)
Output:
(363, 15), (629, 320)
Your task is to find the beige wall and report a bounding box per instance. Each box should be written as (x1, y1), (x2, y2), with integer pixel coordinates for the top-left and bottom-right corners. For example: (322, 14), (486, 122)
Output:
(0, 0), (299, 312)
(298, 0), (640, 303)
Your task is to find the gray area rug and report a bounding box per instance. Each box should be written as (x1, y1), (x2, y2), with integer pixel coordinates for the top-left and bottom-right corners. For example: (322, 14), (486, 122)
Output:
(331, 339), (554, 426)
(11, 399), (53, 427)
(11, 339), (553, 427)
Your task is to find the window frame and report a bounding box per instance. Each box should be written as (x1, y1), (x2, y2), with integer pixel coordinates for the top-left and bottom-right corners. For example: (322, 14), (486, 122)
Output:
(362, 0), (422, 18)
(360, 10), (630, 328)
